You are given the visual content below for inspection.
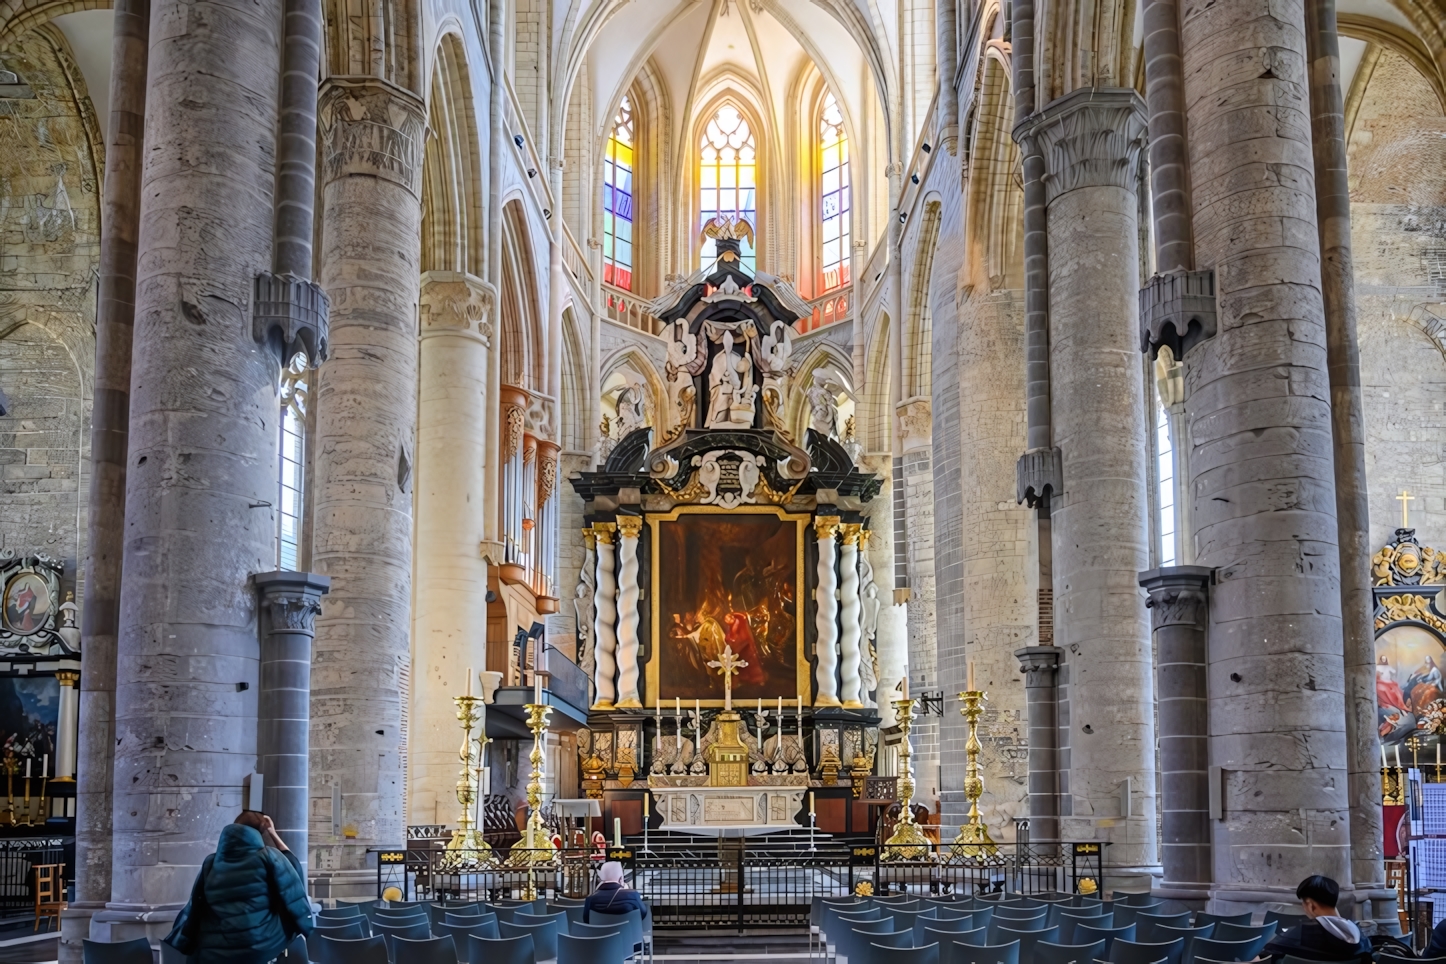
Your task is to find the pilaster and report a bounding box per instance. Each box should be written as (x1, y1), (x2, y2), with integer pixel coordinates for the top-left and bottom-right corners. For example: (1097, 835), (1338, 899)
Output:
(1015, 646), (1061, 843)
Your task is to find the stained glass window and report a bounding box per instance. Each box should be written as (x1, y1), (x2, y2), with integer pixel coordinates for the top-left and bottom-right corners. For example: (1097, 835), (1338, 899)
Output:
(819, 92), (851, 291)
(603, 95), (635, 290)
(277, 353), (307, 570)
(1157, 401), (1176, 566)
(699, 104), (757, 273)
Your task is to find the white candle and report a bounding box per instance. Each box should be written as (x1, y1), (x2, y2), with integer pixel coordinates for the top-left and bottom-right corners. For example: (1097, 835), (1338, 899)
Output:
(902, 677), (909, 701)
(1396, 745), (1403, 769)
(695, 699), (700, 723)
(644, 793), (650, 818)
(808, 791), (815, 815)
(675, 697), (681, 717)
(1383, 745), (1390, 769)
(40, 755), (46, 778)
(968, 661), (975, 691)
(466, 667), (473, 697)
(535, 671), (544, 706)
(25, 759), (31, 778)
(757, 698), (763, 716)
(777, 696), (783, 724)
(613, 817), (622, 847)
(1437, 743), (1441, 767)
(482, 768), (490, 797)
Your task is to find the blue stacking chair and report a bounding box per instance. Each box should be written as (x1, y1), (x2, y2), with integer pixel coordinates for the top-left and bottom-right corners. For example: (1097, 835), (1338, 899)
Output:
(1111, 893), (1157, 907)
(467, 933), (535, 964)
(1193, 913), (1250, 929)
(1108, 937), (1186, 964)
(942, 939), (1021, 964)
(82, 940), (155, 964)
(500, 919), (559, 961)
(1188, 936), (1268, 964)
(996, 924), (1059, 964)
(1034, 938), (1107, 964)
(1075, 922), (1136, 956)
(308, 934), (389, 964)
(390, 935), (456, 964)
(1212, 922), (1275, 944)
(929, 925), (989, 947)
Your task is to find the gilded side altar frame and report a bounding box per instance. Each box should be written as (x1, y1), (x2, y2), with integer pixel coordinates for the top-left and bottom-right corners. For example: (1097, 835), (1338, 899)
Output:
(645, 504), (812, 707)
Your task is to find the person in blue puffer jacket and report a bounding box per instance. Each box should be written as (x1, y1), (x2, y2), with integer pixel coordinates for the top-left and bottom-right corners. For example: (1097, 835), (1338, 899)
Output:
(165, 811), (314, 964)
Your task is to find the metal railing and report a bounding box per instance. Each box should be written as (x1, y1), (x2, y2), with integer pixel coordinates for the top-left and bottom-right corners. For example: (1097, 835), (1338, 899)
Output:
(376, 835), (1106, 930)
(0, 837), (69, 911)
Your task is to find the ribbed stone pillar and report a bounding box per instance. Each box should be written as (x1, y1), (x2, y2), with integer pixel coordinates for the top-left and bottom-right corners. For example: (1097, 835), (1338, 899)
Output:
(255, 571), (330, 877)
(100, 0), (282, 935)
(1015, 646), (1061, 843)
(1023, 88), (1158, 887)
(410, 272), (494, 826)
(1179, 0), (1351, 913)
(310, 76), (425, 892)
(1140, 566), (1212, 905)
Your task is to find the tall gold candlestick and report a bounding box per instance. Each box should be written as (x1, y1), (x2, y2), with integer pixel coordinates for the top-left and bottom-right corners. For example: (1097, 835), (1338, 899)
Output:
(949, 688), (1000, 860)
(509, 700), (558, 898)
(440, 693), (496, 870)
(882, 695), (931, 861)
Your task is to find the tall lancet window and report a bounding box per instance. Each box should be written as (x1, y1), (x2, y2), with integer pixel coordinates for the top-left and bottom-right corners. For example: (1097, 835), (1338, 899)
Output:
(277, 353), (308, 570)
(819, 91), (851, 291)
(603, 95), (635, 290)
(699, 104), (757, 273)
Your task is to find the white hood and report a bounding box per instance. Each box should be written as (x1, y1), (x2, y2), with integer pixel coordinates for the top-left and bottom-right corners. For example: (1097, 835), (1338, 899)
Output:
(1316, 915), (1361, 944)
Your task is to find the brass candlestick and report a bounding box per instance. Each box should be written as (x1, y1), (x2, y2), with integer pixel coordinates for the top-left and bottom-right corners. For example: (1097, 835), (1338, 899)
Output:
(882, 695), (931, 861)
(949, 689), (999, 860)
(509, 701), (557, 897)
(441, 694), (496, 869)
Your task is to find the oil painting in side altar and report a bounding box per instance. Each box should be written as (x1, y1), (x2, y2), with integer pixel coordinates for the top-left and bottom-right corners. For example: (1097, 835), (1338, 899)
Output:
(652, 508), (803, 703)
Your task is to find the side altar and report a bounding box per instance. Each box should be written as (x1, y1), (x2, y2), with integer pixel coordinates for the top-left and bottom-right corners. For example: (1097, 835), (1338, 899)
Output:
(569, 221), (888, 835)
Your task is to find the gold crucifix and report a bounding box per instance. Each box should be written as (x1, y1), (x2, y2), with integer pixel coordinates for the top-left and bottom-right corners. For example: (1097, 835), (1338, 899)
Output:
(1398, 489), (1416, 528)
(706, 644), (749, 712)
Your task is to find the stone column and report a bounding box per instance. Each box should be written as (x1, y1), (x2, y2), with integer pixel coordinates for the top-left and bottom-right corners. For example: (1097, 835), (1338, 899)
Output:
(54, 671), (79, 780)
(1015, 647), (1061, 843)
(101, 0), (282, 932)
(1180, 0), (1351, 913)
(614, 515), (644, 709)
(67, 0), (149, 954)
(813, 516), (842, 707)
(309, 76), (425, 890)
(591, 524), (619, 710)
(838, 524), (864, 709)
(1024, 88), (1158, 887)
(410, 272), (494, 826)
(1140, 566), (1211, 905)
(254, 572), (330, 875)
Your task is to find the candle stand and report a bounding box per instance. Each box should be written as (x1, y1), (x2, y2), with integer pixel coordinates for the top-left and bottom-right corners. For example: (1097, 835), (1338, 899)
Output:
(881, 695), (931, 861)
(948, 688), (1000, 861)
(440, 693), (495, 870)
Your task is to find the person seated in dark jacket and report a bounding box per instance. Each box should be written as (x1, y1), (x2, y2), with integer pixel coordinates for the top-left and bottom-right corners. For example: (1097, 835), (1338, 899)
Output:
(1425, 916), (1446, 958)
(1261, 875), (1372, 963)
(165, 811), (315, 964)
(583, 860), (650, 924)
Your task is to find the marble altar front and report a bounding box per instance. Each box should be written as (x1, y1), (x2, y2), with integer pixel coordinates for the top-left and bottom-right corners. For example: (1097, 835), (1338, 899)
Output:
(651, 784), (808, 833)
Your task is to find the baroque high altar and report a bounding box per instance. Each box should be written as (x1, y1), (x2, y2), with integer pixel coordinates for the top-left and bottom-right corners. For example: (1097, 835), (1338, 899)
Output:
(569, 221), (888, 836)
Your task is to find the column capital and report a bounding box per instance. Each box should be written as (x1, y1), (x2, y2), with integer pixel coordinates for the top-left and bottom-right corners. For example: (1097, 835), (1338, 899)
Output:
(1138, 565), (1212, 630)
(896, 397), (932, 453)
(419, 271), (496, 343)
(1015, 645), (1061, 687)
(252, 571), (331, 635)
(814, 515), (842, 540)
(318, 76), (427, 197)
(1017, 88), (1147, 205)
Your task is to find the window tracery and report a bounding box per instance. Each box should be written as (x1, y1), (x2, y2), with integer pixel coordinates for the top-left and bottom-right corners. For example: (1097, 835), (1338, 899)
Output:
(603, 95), (635, 291)
(699, 104), (757, 273)
(818, 92), (850, 291)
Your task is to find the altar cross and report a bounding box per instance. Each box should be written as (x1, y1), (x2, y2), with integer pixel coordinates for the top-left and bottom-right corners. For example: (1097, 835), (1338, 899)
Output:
(1399, 489), (1416, 528)
(707, 645), (749, 711)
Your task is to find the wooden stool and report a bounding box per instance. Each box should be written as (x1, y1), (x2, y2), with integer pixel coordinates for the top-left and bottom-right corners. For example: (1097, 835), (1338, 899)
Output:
(34, 862), (65, 932)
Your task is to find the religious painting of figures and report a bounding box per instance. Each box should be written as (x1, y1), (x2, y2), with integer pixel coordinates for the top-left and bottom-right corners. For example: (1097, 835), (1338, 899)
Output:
(648, 507), (809, 705)
(1376, 622), (1446, 746)
(0, 677), (57, 776)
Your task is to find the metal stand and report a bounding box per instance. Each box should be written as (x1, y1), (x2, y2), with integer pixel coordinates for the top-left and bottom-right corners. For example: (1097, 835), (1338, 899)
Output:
(882, 695), (931, 861)
(440, 693), (495, 870)
(949, 688), (1000, 860)
(509, 702), (557, 897)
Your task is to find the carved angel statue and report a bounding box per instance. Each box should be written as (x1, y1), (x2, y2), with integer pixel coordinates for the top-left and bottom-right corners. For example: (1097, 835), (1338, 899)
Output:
(860, 550), (882, 706)
(665, 319), (701, 436)
(669, 729), (697, 776)
(758, 320), (794, 435)
(806, 369), (848, 438)
(650, 728), (678, 775)
(614, 374), (649, 436)
(574, 566), (596, 680)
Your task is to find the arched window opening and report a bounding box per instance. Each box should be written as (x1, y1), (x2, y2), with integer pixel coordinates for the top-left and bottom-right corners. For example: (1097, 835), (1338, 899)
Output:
(819, 92), (850, 292)
(277, 353), (308, 570)
(699, 104), (757, 273)
(603, 95), (636, 291)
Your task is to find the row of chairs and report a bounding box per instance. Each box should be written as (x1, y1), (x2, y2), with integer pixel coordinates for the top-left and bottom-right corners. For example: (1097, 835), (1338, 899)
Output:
(308, 897), (650, 964)
(812, 892), (1305, 964)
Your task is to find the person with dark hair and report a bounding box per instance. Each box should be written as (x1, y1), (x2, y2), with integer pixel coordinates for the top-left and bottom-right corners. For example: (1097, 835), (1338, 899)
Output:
(1260, 875), (1371, 962)
(163, 811), (314, 963)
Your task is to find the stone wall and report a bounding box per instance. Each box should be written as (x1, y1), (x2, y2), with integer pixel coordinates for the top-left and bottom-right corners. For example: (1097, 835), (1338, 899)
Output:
(0, 25), (101, 595)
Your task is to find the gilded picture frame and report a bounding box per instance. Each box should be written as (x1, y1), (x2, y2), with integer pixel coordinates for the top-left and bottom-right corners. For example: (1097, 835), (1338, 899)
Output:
(646, 504), (811, 707)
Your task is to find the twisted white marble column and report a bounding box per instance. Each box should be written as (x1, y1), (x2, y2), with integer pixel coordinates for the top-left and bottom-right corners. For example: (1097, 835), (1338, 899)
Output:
(615, 515), (644, 708)
(838, 523), (864, 708)
(813, 516), (842, 707)
(592, 523), (619, 710)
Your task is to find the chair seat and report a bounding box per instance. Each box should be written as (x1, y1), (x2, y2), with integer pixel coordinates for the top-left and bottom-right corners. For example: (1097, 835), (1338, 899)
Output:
(83, 939), (156, 964)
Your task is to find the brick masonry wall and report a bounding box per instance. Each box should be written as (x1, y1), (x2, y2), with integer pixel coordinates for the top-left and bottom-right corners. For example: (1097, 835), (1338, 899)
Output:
(0, 26), (101, 597)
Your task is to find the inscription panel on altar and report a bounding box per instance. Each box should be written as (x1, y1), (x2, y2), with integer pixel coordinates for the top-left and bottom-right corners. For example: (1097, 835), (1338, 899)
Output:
(647, 506), (810, 706)
(703, 795), (756, 823)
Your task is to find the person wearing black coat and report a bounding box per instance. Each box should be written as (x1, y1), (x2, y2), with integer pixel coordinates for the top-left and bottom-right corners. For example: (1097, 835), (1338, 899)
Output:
(164, 811), (315, 964)
(583, 860), (650, 924)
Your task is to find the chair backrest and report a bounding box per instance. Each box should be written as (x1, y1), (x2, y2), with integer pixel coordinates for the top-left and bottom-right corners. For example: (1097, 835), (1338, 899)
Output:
(499, 919), (560, 961)
(932, 925), (990, 948)
(1108, 937), (1185, 964)
(315, 919), (368, 940)
(436, 918), (501, 948)
(374, 919), (432, 949)
(1194, 913), (1250, 929)
(1113, 893), (1157, 907)
(319, 905), (364, 920)
(467, 933), (536, 964)
(391, 934), (457, 964)
(1054, 909), (1111, 941)
(1112, 905), (1163, 928)
(308, 934), (390, 964)
(826, 904), (883, 937)
(990, 917), (1050, 943)
(427, 902), (478, 927)
(1189, 935), (1267, 964)
(376, 909), (430, 928)
(550, 897), (586, 907)
(924, 916), (978, 934)
(551, 903), (588, 927)
(878, 894), (920, 905)
(996, 923), (1060, 962)
(588, 908), (644, 951)
(873, 944), (941, 964)
(1034, 938), (1108, 964)
(558, 932), (628, 964)
(1075, 922), (1137, 954)
(1142, 922), (1214, 952)
(1263, 912), (1309, 931)
(852, 918), (898, 934)
(514, 910), (569, 930)
(486, 903), (524, 924)
(943, 938), (1021, 964)
(1212, 922), (1276, 944)
(83, 939), (155, 964)
(444, 912), (497, 931)
(995, 905), (1048, 920)
(1135, 913), (1190, 934)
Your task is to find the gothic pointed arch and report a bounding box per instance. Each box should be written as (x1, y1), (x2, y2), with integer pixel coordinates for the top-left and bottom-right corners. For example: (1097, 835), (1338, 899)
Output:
(903, 198), (942, 401)
(686, 84), (769, 272)
(421, 31), (482, 276)
(499, 199), (545, 393)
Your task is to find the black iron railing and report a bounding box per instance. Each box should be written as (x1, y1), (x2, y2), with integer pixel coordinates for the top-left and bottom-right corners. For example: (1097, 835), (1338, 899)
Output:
(374, 834), (1106, 930)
